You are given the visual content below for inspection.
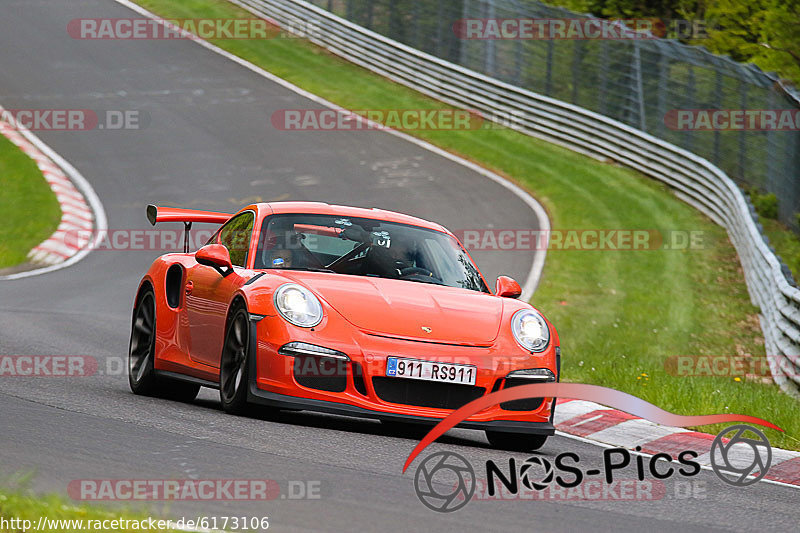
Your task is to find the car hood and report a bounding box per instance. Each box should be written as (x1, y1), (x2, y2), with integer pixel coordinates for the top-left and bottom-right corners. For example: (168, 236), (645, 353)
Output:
(277, 272), (503, 346)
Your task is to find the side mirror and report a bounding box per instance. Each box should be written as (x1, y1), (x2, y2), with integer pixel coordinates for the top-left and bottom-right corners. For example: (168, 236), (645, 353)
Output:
(196, 244), (234, 276)
(496, 276), (522, 298)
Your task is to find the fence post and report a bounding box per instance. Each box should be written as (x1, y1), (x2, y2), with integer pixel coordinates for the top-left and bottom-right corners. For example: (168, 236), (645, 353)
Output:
(712, 70), (723, 166)
(571, 41), (584, 105)
(738, 79), (748, 181)
(684, 65), (695, 149)
(632, 39), (646, 131)
(598, 40), (608, 115)
(656, 45), (667, 137)
(485, 0), (496, 76)
(766, 90), (778, 193)
(545, 40), (554, 96)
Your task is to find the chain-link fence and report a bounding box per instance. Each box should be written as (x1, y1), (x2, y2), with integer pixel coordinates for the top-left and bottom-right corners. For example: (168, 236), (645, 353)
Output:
(309, 0), (800, 228)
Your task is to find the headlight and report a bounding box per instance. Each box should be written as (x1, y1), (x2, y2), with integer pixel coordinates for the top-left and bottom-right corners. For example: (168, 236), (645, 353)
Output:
(511, 309), (550, 352)
(274, 284), (323, 327)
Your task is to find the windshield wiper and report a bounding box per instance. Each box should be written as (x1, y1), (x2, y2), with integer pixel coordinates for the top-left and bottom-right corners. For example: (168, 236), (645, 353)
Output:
(399, 276), (446, 286)
(281, 266), (335, 273)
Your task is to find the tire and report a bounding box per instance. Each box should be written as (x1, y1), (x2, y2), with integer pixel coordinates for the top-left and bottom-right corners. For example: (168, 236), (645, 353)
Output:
(129, 287), (159, 395)
(486, 431), (548, 452)
(128, 286), (200, 402)
(219, 301), (251, 415)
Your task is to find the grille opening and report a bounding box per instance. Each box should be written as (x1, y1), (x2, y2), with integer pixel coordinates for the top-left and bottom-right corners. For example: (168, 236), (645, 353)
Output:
(500, 377), (544, 411)
(372, 377), (485, 409)
(491, 378), (504, 392)
(165, 265), (183, 308)
(293, 355), (347, 392)
(352, 362), (368, 396)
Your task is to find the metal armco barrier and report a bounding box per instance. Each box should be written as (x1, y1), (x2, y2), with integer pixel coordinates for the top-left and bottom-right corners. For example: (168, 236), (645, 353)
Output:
(230, 0), (800, 398)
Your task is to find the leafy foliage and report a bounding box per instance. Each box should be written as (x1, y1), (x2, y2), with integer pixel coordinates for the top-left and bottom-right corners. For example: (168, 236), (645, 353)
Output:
(544, 0), (800, 85)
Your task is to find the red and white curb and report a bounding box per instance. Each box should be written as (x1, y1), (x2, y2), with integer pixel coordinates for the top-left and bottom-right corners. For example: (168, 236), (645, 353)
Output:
(555, 398), (800, 487)
(0, 106), (106, 279)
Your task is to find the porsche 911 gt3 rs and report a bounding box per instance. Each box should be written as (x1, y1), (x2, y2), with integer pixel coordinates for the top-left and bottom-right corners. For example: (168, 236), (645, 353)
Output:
(128, 202), (560, 451)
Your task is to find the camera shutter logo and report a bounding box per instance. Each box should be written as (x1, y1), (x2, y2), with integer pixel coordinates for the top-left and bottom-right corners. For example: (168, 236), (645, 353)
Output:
(414, 451), (475, 512)
(520, 456), (554, 491)
(710, 425), (772, 486)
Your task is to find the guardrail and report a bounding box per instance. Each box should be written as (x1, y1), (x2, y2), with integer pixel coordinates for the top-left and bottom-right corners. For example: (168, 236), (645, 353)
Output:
(230, 0), (800, 398)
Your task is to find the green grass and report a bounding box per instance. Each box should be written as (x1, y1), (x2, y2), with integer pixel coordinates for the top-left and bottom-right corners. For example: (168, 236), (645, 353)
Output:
(0, 489), (182, 532)
(0, 134), (61, 268)
(136, 0), (800, 450)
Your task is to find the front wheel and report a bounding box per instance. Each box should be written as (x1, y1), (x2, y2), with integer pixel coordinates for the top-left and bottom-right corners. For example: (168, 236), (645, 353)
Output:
(485, 431), (548, 452)
(219, 302), (251, 415)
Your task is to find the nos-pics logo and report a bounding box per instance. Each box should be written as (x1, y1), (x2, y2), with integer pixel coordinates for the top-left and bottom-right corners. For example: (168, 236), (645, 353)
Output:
(413, 424), (772, 512)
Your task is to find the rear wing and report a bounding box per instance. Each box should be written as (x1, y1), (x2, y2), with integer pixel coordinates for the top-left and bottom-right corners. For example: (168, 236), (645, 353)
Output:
(146, 204), (231, 226)
(146, 204), (232, 252)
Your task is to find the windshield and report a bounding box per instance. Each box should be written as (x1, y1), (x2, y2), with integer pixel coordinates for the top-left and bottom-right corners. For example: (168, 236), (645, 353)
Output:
(254, 213), (489, 293)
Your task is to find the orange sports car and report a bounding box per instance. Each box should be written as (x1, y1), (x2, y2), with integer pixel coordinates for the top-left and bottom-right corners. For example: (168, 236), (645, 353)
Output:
(129, 202), (560, 451)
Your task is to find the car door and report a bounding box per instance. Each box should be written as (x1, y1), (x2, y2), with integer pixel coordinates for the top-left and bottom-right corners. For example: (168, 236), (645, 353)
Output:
(186, 211), (255, 368)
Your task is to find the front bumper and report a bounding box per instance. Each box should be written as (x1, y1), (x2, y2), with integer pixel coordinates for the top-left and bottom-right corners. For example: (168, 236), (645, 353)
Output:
(246, 314), (558, 435)
(246, 380), (555, 435)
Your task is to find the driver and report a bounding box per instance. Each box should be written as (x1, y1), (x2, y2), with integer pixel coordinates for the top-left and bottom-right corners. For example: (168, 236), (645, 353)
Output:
(387, 237), (415, 270)
(364, 234), (420, 277)
(268, 247), (293, 268)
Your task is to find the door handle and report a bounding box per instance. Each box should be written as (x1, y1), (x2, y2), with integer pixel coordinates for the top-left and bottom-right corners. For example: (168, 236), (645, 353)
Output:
(185, 281), (193, 295)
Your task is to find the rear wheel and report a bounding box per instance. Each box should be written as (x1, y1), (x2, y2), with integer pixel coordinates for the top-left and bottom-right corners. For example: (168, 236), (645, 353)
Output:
(219, 302), (251, 415)
(129, 288), (158, 395)
(128, 286), (199, 401)
(486, 431), (548, 452)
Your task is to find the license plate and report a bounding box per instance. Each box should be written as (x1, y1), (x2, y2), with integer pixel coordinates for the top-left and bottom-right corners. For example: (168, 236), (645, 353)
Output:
(385, 357), (477, 386)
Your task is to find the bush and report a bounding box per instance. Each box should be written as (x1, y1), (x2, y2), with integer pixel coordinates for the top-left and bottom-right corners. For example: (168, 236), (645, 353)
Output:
(750, 189), (779, 220)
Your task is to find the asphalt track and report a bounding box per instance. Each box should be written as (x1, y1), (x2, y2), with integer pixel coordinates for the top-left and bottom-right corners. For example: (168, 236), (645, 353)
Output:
(0, 1), (797, 531)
